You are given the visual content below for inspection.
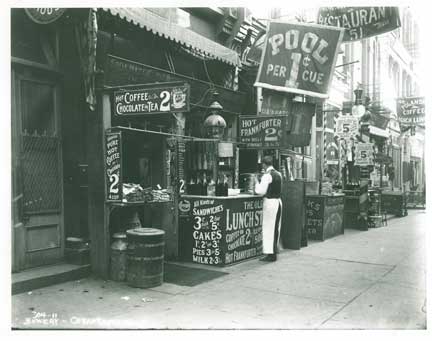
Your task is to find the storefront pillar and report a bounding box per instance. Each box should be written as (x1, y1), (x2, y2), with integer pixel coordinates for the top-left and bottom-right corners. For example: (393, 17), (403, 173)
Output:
(87, 89), (112, 279)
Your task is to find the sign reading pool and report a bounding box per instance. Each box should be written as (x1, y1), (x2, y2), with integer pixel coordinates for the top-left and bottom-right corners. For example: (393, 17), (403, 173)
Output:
(113, 83), (190, 116)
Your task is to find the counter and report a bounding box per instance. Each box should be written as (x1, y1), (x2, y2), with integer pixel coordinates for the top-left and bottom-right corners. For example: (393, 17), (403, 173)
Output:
(306, 194), (345, 241)
(178, 194), (263, 266)
(381, 191), (407, 217)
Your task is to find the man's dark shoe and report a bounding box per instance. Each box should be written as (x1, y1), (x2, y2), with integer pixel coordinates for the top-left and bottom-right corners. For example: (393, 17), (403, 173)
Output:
(259, 254), (277, 262)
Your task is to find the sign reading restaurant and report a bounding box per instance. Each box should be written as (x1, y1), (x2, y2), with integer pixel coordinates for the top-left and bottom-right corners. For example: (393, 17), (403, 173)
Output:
(254, 21), (344, 99)
(396, 97), (425, 125)
(317, 7), (401, 41)
(113, 83), (190, 116)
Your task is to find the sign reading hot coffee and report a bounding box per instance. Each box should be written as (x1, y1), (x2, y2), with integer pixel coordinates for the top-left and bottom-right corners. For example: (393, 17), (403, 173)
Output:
(239, 115), (288, 148)
(317, 7), (401, 42)
(113, 83), (190, 116)
(25, 8), (66, 24)
(254, 21), (344, 98)
(105, 132), (122, 202)
(396, 97), (425, 125)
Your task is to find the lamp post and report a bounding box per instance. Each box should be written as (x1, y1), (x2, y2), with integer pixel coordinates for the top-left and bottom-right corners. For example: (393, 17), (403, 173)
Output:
(203, 91), (226, 139)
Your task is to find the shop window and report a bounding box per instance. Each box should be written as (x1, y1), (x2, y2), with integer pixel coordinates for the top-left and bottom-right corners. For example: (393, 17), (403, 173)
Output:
(21, 80), (56, 136)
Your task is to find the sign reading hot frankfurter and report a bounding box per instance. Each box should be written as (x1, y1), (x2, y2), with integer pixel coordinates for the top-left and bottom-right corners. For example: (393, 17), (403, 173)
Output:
(239, 115), (288, 149)
(113, 83), (190, 116)
(396, 97), (425, 125)
(254, 21), (344, 98)
(317, 7), (401, 42)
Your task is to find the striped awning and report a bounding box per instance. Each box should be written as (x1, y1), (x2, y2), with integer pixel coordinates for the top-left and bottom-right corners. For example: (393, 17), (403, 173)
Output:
(100, 8), (241, 67)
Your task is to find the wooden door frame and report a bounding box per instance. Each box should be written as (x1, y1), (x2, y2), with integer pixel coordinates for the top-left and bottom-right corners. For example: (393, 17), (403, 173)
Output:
(12, 64), (64, 271)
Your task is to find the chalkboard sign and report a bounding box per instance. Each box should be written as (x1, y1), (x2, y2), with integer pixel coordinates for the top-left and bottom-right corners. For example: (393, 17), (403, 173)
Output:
(239, 115), (288, 149)
(179, 196), (263, 266)
(305, 196), (324, 239)
(113, 83), (190, 116)
(105, 131), (122, 202)
(223, 197), (263, 265)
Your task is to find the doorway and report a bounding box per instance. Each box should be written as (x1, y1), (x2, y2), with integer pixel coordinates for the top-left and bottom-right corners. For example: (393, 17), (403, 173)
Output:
(12, 65), (64, 271)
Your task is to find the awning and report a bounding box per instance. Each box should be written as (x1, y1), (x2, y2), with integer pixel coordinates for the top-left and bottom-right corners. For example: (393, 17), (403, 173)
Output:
(101, 8), (241, 67)
(369, 125), (389, 138)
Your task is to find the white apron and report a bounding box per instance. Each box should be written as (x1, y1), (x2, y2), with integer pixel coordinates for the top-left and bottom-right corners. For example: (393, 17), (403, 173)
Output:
(262, 197), (282, 254)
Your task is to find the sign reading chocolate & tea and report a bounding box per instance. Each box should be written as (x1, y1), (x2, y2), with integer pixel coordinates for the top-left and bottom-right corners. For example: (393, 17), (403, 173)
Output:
(254, 21), (344, 98)
(113, 83), (190, 116)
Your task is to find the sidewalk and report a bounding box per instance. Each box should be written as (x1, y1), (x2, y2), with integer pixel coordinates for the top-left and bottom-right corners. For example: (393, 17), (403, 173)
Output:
(12, 210), (427, 329)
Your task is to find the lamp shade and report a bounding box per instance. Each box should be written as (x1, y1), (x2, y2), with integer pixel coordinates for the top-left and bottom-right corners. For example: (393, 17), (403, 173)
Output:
(203, 113), (227, 128)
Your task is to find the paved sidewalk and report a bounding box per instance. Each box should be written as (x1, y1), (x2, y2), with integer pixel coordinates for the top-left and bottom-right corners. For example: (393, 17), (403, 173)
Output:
(12, 211), (427, 329)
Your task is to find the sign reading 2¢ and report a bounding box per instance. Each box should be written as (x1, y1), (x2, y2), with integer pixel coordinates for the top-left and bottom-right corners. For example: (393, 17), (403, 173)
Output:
(105, 132), (122, 202)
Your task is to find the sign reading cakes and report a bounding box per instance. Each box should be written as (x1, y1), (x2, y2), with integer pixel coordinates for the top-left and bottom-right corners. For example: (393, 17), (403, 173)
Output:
(239, 115), (287, 148)
(254, 21), (344, 98)
(317, 7), (401, 42)
(113, 83), (190, 116)
(181, 197), (263, 265)
(396, 97), (425, 125)
(105, 132), (122, 202)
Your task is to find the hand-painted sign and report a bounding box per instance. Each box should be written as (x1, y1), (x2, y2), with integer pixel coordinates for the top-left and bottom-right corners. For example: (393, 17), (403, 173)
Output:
(354, 142), (374, 166)
(113, 83), (190, 116)
(239, 115), (288, 149)
(396, 97), (425, 125)
(254, 21), (344, 98)
(25, 8), (66, 24)
(179, 196), (263, 266)
(317, 7), (401, 41)
(106, 132), (122, 202)
(335, 116), (359, 139)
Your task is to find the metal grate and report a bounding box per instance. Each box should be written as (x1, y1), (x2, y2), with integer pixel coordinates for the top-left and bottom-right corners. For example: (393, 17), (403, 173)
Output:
(21, 133), (61, 214)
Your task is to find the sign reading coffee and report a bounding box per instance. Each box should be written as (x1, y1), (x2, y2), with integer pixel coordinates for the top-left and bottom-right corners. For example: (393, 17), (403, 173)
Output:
(254, 21), (344, 98)
(113, 83), (190, 116)
(25, 8), (66, 24)
(396, 97), (425, 125)
(239, 115), (288, 149)
(317, 7), (401, 42)
(106, 132), (122, 202)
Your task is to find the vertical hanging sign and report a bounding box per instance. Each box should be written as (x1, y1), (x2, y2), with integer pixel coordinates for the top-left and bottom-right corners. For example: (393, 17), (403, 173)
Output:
(254, 21), (344, 98)
(105, 131), (122, 202)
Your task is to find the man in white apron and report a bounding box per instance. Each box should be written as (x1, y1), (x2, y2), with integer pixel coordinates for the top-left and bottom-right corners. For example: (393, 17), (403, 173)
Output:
(254, 156), (282, 262)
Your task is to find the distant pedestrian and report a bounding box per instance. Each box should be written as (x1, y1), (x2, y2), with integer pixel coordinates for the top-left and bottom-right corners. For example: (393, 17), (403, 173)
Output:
(254, 156), (282, 262)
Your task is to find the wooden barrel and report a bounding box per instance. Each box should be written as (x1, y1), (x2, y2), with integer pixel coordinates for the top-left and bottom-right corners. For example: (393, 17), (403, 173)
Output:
(126, 227), (165, 288)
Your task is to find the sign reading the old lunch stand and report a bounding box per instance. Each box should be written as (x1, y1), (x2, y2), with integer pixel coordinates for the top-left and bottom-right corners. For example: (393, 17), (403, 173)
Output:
(239, 115), (288, 149)
(113, 83), (190, 116)
(254, 21), (344, 98)
(317, 7), (401, 42)
(396, 97), (425, 125)
(25, 8), (67, 24)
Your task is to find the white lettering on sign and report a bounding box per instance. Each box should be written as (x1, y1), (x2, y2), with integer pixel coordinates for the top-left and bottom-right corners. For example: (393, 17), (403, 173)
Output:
(268, 29), (329, 64)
